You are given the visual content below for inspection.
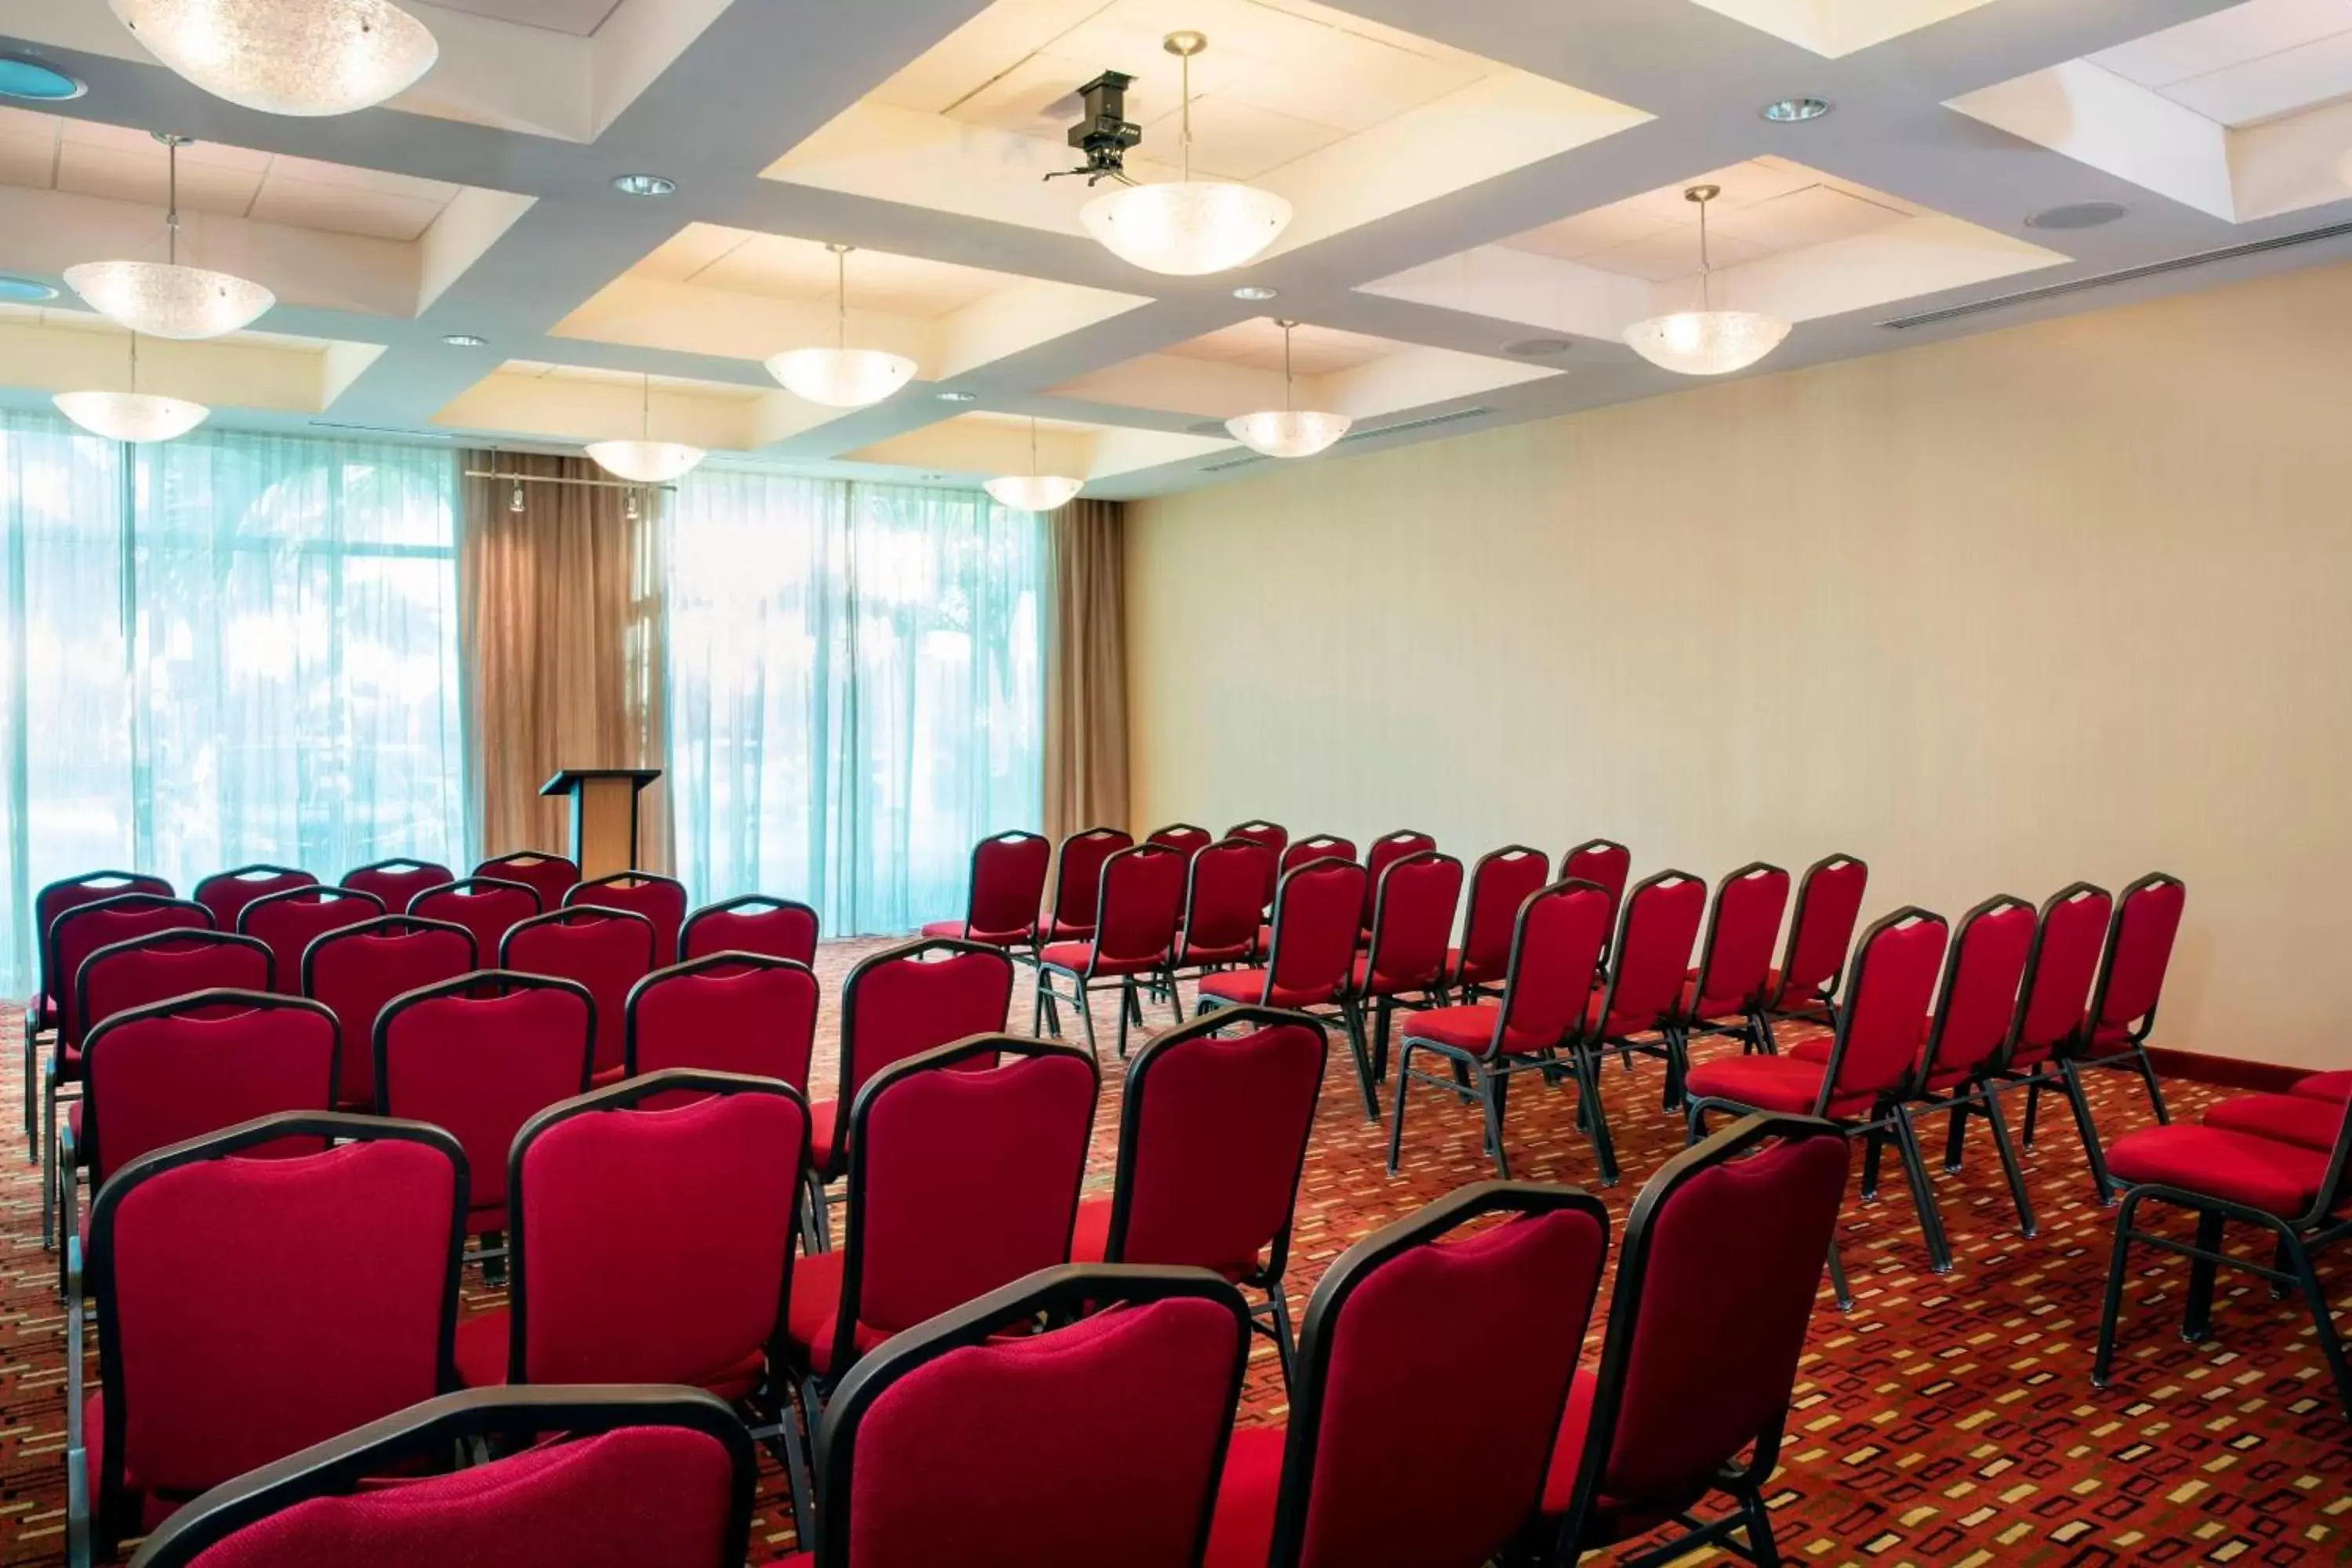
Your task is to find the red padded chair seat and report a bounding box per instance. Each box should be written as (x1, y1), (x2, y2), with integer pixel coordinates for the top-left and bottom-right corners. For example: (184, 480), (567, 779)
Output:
(1677, 975), (1751, 1023)
(1175, 938), (1252, 967)
(1399, 1004), (1501, 1055)
(1201, 1423), (1284, 1568)
(588, 1063), (627, 1090)
(918, 919), (1030, 947)
(2294, 1069), (2352, 1103)
(2203, 1094), (2346, 1153)
(2105, 1125), (2332, 1216)
(1446, 946), (1505, 988)
(1038, 940), (1164, 978)
(785, 1250), (888, 1376)
(1198, 970), (1268, 1005)
(1351, 956), (1437, 998)
(1684, 1056), (1874, 1119)
(455, 1309), (509, 1388)
(1068, 1194), (1254, 1281)
(808, 1099), (840, 1171)
(1043, 918), (1096, 942)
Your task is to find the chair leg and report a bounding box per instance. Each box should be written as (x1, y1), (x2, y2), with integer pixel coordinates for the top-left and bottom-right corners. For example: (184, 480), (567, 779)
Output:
(1661, 1027), (1688, 1112)
(2278, 1228), (2352, 1420)
(1385, 1044), (1417, 1174)
(1860, 1127), (1886, 1203)
(1075, 979), (1099, 1060)
(1123, 978), (1144, 1027)
(2058, 1058), (2118, 1205)
(801, 1169), (832, 1255)
(2021, 1077), (2042, 1149)
(42, 1065), (59, 1252)
(1825, 1239), (1854, 1313)
(1573, 1048), (1620, 1188)
(1374, 998), (1393, 1081)
(775, 1379), (815, 1548)
(1339, 996), (1379, 1121)
(2181, 1210), (2224, 1343)
(1740, 1479), (1784, 1568)
(1478, 1067), (1511, 1180)
(2091, 1192), (2145, 1388)
(1265, 1283), (1297, 1389)
(2132, 1043), (2172, 1125)
(1114, 979), (1134, 1060)
(1890, 1105), (1952, 1275)
(1980, 1082), (2039, 1239)
(1943, 1099), (1970, 1174)
(1163, 966), (1183, 1025)
(23, 1026), (36, 1162)
(1030, 969), (1049, 1036)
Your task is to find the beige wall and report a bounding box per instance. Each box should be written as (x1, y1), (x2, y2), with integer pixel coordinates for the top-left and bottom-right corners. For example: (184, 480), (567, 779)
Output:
(1127, 262), (2352, 1070)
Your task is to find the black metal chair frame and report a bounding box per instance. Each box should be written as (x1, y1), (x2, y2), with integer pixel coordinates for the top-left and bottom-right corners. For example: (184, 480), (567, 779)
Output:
(1032, 842), (1189, 1060)
(1196, 858), (1375, 1121)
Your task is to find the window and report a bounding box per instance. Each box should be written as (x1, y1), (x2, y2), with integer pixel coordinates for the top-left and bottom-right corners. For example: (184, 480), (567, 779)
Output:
(664, 470), (1044, 935)
(0, 413), (465, 992)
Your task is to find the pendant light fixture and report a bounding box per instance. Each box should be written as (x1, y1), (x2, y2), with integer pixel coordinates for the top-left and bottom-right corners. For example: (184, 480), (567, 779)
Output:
(53, 328), (209, 443)
(1225, 318), (1350, 459)
(1081, 32), (1291, 277)
(765, 244), (916, 408)
(1622, 184), (1791, 377)
(66, 134), (274, 341)
(586, 372), (706, 484)
(108, 0), (437, 117)
(983, 417), (1083, 513)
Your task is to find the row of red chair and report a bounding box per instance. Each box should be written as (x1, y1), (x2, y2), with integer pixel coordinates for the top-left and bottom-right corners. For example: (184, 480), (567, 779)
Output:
(107, 1109), (1851, 1568)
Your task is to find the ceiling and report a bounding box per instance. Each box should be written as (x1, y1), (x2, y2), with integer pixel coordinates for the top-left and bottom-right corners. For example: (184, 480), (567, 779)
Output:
(1, 0), (2350, 498)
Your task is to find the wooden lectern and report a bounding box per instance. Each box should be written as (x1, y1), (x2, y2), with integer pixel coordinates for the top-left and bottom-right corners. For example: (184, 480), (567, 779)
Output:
(540, 768), (661, 881)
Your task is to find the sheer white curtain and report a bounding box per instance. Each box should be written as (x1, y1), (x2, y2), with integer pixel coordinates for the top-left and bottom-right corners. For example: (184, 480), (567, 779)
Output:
(664, 469), (1044, 935)
(0, 412), (465, 993)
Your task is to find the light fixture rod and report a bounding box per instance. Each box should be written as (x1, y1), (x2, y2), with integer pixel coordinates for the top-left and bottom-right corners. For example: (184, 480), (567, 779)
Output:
(831, 243), (851, 351)
(1163, 32), (1207, 184)
(464, 469), (679, 493)
(1686, 183), (1719, 312)
(165, 135), (180, 266)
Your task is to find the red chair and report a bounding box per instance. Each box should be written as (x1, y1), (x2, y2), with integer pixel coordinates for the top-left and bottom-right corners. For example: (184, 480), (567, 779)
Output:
(501, 906), (657, 1086)
(1280, 833), (1357, 879)
(473, 851), (580, 914)
(70, 1112), (466, 1563)
(456, 1071), (814, 1533)
(191, 865), (316, 934)
(626, 953), (820, 1090)
(815, 1265), (1250, 1568)
(1388, 880), (1615, 1182)
(1196, 859), (1370, 1117)
(236, 886), (383, 996)
(124, 1386), (757, 1568)
(1679, 862), (1791, 1058)
(1225, 819), (1290, 913)
(2072, 870), (2184, 1128)
(24, 871), (172, 1159)
(1359, 829), (1436, 935)
(920, 829), (1051, 952)
(1035, 842), (1188, 1060)
(1686, 908), (1955, 1276)
(303, 916), (477, 1110)
(1583, 869), (1708, 1114)
(2094, 1089), (2351, 1418)
(375, 971), (593, 1261)
(806, 938), (1018, 1240)
(338, 856), (452, 913)
(1043, 826), (1134, 943)
(1542, 1115), (1851, 1568)
(1561, 838), (1630, 957)
(409, 876), (541, 967)
(1203, 1181), (1610, 1568)
(1147, 822), (1214, 858)
(681, 894), (821, 966)
(1450, 844), (1548, 1001)
(565, 871), (688, 967)
(1350, 850), (1464, 1095)
(1997, 882), (2118, 1202)
(1167, 837), (1274, 984)
(1892, 895), (2040, 1238)
(1069, 1006), (1327, 1374)
(2296, 1070), (2352, 1103)
(1762, 851), (1869, 1043)
(788, 1036), (1098, 1402)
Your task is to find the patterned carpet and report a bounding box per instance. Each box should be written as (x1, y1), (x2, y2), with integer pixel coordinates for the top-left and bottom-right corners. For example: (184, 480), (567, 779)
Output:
(0, 940), (2343, 1565)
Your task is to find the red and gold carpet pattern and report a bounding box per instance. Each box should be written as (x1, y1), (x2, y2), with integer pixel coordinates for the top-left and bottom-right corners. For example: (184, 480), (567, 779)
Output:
(0, 942), (2342, 1563)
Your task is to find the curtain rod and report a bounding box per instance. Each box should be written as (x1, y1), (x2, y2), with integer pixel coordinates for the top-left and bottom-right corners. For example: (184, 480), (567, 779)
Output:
(463, 469), (677, 493)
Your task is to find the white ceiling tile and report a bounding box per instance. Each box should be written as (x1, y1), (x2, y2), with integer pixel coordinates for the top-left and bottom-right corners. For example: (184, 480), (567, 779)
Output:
(2089, 0), (2352, 89)
(247, 177), (446, 241)
(1137, 95), (1348, 180)
(263, 155), (459, 203)
(56, 143), (263, 216)
(1575, 226), (1771, 282)
(1709, 184), (1910, 252)
(2157, 29), (2352, 125)
(0, 130), (58, 191)
(425, 0), (623, 35)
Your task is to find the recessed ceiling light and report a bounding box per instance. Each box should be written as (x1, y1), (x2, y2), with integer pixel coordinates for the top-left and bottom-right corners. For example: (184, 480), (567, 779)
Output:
(441, 332), (488, 347)
(1232, 285), (1279, 301)
(2025, 201), (2129, 230)
(937, 390), (978, 402)
(1503, 338), (1573, 358)
(612, 173), (677, 197)
(1760, 97), (1831, 123)
(0, 56), (86, 100)
(0, 274), (60, 303)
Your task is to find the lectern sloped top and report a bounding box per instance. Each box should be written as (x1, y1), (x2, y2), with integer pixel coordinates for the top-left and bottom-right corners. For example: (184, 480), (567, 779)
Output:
(543, 768), (662, 881)
(540, 768), (662, 796)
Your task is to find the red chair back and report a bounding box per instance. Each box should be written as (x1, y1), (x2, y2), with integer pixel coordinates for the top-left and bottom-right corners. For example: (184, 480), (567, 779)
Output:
(1091, 844), (1187, 968)
(1487, 880), (1615, 1057)
(838, 1038), (1098, 1359)
(835, 938), (1017, 1109)
(626, 953), (820, 1091)
(815, 1268), (1249, 1568)
(680, 895), (821, 966)
(1686, 862), (1791, 1021)
(1181, 839), (1272, 962)
(53, 895), (214, 1047)
(1258, 1183), (1610, 1568)
(1560, 839), (1631, 916)
(238, 886), (384, 996)
(1263, 858), (1367, 1007)
(89, 1114), (464, 1514)
(1457, 846), (1548, 988)
(1361, 851), (1462, 993)
(33, 870), (172, 1022)
(1281, 834), (1357, 877)
(1360, 829), (1436, 928)
(1049, 827), (1133, 935)
(123, 1388), (757, 1568)
(501, 908), (657, 1080)
(956, 830), (1051, 944)
(506, 1073), (808, 1388)
(375, 972), (593, 1231)
(192, 865), (316, 934)
(1593, 871), (1707, 1038)
(564, 872), (688, 967)
(1773, 853), (1868, 1008)
(409, 877), (541, 966)
(1146, 822), (1212, 857)
(2087, 871), (2186, 1046)
(1225, 820), (1289, 909)
(338, 857), (452, 913)
(473, 852), (579, 915)
(1103, 1007), (1327, 1277)
(1917, 895), (2034, 1087)
(303, 917), (477, 1109)
(81, 990), (338, 1188)
(1819, 908), (1949, 1104)
(78, 930), (274, 1051)
(1552, 1116), (1848, 1553)
(2005, 882), (2111, 1070)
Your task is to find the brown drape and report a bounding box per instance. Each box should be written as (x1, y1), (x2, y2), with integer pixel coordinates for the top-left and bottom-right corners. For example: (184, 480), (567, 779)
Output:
(1043, 496), (1130, 840)
(459, 452), (671, 873)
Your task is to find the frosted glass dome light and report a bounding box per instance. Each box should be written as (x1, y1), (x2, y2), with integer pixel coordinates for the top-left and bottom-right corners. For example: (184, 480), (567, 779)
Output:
(767, 244), (918, 409)
(66, 260), (274, 339)
(1622, 309), (1791, 376)
(108, 0), (438, 116)
(1225, 320), (1350, 458)
(984, 474), (1083, 512)
(53, 390), (209, 442)
(584, 440), (704, 484)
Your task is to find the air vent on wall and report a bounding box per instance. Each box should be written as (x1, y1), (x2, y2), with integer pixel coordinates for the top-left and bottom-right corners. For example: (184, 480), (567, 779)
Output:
(1882, 219), (2352, 329)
